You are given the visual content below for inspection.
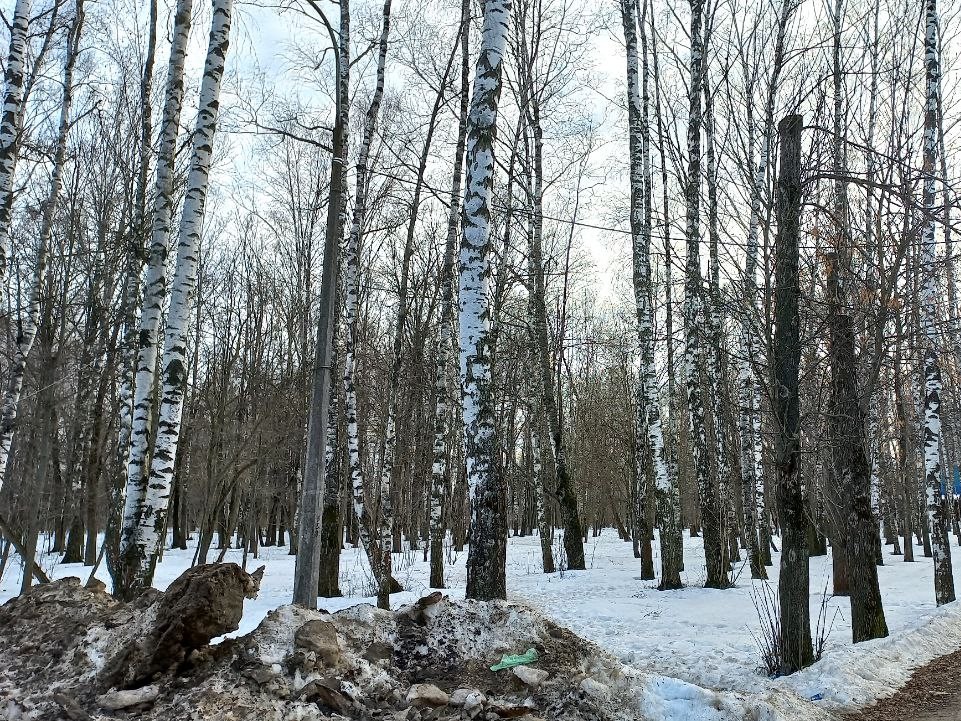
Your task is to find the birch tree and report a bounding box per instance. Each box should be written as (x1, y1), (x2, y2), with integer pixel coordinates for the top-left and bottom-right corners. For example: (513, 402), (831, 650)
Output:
(114, 0), (193, 597)
(620, 0), (682, 590)
(920, 0), (955, 606)
(340, 0), (394, 609)
(683, 0), (729, 589)
(527, 377), (555, 572)
(430, 0), (471, 590)
(106, 0), (158, 583)
(124, 0), (233, 592)
(0, 0), (32, 285)
(703, 65), (740, 568)
(650, 6), (686, 571)
(0, 0), (84, 487)
(461, 0), (512, 601)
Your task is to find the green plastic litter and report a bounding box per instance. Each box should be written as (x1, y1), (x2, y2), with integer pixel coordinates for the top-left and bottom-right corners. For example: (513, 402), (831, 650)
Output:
(490, 648), (539, 671)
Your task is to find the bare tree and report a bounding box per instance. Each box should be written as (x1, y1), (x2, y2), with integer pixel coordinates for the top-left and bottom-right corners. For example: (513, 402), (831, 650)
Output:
(461, 0), (512, 601)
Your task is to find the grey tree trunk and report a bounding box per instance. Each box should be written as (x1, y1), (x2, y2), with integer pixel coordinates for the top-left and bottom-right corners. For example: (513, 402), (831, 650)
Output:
(295, 0), (352, 607)
(772, 114), (812, 675)
(895, 315), (916, 563)
(316, 0), (350, 601)
(525, 95), (586, 572)
(823, 0), (887, 639)
(828, 304), (888, 642)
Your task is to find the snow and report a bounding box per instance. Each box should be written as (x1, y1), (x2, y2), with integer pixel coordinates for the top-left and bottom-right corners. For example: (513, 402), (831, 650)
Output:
(2, 529), (960, 720)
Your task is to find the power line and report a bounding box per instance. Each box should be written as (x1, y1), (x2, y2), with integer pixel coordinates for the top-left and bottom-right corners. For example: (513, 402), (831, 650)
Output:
(363, 165), (961, 255)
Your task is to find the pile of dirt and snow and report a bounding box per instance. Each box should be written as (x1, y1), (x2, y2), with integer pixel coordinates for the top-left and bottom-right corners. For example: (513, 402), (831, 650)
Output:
(7, 531), (961, 721)
(0, 566), (649, 721)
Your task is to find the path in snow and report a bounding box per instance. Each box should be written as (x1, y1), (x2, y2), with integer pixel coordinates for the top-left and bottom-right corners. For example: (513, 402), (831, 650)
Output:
(844, 644), (961, 721)
(918, 704), (961, 720)
(3, 528), (961, 719)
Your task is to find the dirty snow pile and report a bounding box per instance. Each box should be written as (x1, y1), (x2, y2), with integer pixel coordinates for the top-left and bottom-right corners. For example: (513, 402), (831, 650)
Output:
(0, 567), (666, 721)
(3, 529), (961, 720)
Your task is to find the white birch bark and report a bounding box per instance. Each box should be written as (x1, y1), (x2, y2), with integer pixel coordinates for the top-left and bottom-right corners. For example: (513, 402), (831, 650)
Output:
(921, 0), (955, 606)
(461, 0), (512, 601)
(107, 0), (158, 582)
(128, 0), (233, 589)
(430, 0), (471, 590)
(0, 0), (83, 488)
(0, 0), (31, 284)
(683, 0), (728, 589)
(620, 0), (682, 589)
(341, 0), (392, 607)
(648, 5), (686, 569)
(116, 0), (193, 583)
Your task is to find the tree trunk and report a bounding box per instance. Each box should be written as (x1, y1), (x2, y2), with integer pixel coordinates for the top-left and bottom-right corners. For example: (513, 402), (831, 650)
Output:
(650, 9), (685, 579)
(0, 0), (32, 284)
(683, 0), (728, 590)
(114, 0), (193, 599)
(461, 0), (512, 601)
(829, 308), (888, 641)
(921, 0), (955, 606)
(128, 0), (233, 593)
(0, 0), (83, 498)
(316, 0), (350, 602)
(339, 0), (394, 609)
(524, 96), (585, 571)
(620, 0), (681, 589)
(823, 0), (887, 636)
(773, 114), (812, 675)
(530, 410), (555, 574)
(429, 0), (471, 591)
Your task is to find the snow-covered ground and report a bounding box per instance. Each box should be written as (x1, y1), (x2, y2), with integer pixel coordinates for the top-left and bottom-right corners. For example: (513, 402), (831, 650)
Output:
(2, 529), (959, 720)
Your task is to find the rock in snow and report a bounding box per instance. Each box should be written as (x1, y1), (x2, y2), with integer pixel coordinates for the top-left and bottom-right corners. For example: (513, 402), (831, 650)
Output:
(450, 687), (486, 709)
(96, 685), (160, 710)
(513, 664), (550, 687)
(405, 683), (450, 706)
(579, 677), (610, 701)
(294, 618), (342, 667)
